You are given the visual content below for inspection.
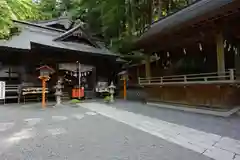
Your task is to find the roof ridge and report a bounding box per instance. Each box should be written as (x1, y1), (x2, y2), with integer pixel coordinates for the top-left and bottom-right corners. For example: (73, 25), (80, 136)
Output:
(150, 0), (205, 27)
(53, 24), (101, 48)
(32, 17), (69, 24)
(13, 20), (65, 33)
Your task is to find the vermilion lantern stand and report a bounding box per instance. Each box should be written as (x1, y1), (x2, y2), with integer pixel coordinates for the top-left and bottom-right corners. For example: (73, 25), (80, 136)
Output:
(36, 65), (55, 109)
(118, 71), (129, 100)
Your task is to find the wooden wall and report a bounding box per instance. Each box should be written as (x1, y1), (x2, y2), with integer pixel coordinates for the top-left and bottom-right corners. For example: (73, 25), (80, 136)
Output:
(144, 83), (240, 108)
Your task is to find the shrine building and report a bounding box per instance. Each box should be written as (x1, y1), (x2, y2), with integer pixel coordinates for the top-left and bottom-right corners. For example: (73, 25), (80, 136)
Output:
(127, 0), (240, 108)
(0, 17), (122, 103)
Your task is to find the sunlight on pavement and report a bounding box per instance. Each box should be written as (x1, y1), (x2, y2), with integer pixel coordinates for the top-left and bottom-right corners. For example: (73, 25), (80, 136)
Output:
(24, 118), (42, 126)
(72, 114), (85, 120)
(85, 112), (97, 116)
(5, 128), (35, 144)
(52, 116), (68, 121)
(0, 122), (14, 132)
(47, 128), (67, 136)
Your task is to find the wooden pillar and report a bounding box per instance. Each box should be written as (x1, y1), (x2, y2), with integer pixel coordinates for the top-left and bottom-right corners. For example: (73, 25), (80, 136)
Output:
(235, 43), (240, 80)
(145, 55), (151, 78)
(216, 31), (225, 74)
(123, 78), (127, 100)
(42, 78), (46, 109)
(137, 67), (140, 81)
(92, 67), (96, 90)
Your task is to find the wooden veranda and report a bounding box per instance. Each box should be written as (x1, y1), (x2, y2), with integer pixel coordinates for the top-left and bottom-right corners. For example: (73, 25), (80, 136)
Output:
(126, 0), (240, 108)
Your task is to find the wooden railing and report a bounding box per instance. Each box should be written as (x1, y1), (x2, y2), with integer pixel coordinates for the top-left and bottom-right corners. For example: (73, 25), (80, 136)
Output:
(4, 84), (20, 104)
(139, 69), (236, 85)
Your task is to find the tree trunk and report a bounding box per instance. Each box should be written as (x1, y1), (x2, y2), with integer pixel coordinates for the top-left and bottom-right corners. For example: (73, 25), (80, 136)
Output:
(166, 0), (172, 14)
(158, 0), (163, 18)
(147, 0), (153, 25)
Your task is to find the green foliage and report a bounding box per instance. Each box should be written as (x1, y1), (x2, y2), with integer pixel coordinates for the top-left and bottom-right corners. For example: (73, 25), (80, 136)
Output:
(67, 0), (190, 54)
(70, 99), (81, 104)
(0, 0), (44, 39)
(104, 96), (111, 103)
(38, 0), (59, 18)
(0, 0), (191, 54)
(68, 0), (150, 52)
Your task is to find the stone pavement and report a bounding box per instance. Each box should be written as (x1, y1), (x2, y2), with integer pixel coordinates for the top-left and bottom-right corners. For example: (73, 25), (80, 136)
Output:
(80, 102), (240, 160)
(0, 103), (211, 160)
(113, 101), (240, 140)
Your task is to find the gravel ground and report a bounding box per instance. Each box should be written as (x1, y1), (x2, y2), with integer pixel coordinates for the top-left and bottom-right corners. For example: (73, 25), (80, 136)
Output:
(0, 103), (211, 160)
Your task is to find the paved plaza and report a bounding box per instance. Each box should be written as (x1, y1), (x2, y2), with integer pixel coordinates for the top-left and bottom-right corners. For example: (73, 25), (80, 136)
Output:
(0, 101), (239, 160)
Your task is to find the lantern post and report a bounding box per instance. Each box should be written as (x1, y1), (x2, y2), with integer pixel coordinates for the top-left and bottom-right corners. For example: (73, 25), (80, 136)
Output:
(78, 62), (81, 99)
(37, 65), (54, 109)
(123, 77), (127, 100)
(118, 71), (128, 100)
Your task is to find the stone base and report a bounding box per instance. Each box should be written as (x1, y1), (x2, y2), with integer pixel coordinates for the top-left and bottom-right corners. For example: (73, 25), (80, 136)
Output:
(147, 102), (240, 117)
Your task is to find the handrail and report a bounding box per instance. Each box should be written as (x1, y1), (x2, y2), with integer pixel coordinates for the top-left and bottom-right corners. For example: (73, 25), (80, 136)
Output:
(138, 70), (233, 80)
(139, 69), (235, 85)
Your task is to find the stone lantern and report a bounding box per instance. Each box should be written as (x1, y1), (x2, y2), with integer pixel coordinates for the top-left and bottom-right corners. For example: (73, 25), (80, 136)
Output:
(108, 81), (116, 103)
(54, 78), (64, 106)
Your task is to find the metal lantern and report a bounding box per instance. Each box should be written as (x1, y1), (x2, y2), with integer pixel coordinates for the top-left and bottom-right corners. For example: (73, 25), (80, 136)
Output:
(37, 65), (55, 79)
(118, 70), (128, 81)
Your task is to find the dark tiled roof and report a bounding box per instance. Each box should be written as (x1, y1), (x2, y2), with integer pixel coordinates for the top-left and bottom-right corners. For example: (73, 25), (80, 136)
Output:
(31, 41), (117, 57)
(0, 19), (118, 58)
(0, 25), (60, 50)
(31, 16), (73, 30)
(138, 0), (234, 44)
(53, 24), (100, 48)
(13, 20), (65, 32)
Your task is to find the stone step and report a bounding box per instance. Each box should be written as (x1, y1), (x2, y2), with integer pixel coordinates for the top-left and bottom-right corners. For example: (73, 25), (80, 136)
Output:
(61, 92), (70, 101)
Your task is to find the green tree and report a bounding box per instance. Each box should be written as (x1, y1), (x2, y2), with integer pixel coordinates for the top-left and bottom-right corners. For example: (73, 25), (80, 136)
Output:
(0, 0), (43, 39)
(0, 0), (190, 50)
(38, 0), (59, 18)
(38, 0), (75, 18)
(69, 0), (189, 53)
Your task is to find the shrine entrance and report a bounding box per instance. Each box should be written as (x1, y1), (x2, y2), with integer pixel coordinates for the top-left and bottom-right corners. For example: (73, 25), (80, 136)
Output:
(0, 18), (122, 104)
(56, 63), (96, 99)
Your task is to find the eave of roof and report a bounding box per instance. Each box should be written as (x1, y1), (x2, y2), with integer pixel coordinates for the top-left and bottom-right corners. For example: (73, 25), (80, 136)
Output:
(13, 20), (65, 33)
(14, 20), (100, 48)
(0, 26), (60, 50)
(31, 41), (119, 58)
(1, 19), (118, 58)
(33, 17), (71, 25)
(136, 0), (235, 48)
(37, 18), (72, 30)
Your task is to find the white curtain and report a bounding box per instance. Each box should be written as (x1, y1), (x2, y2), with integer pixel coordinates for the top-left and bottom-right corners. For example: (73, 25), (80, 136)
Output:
(58, 63), (93, 72)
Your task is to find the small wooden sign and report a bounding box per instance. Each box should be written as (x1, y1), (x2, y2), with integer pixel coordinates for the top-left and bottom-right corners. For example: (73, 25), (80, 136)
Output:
(0, 81), (5, 100)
